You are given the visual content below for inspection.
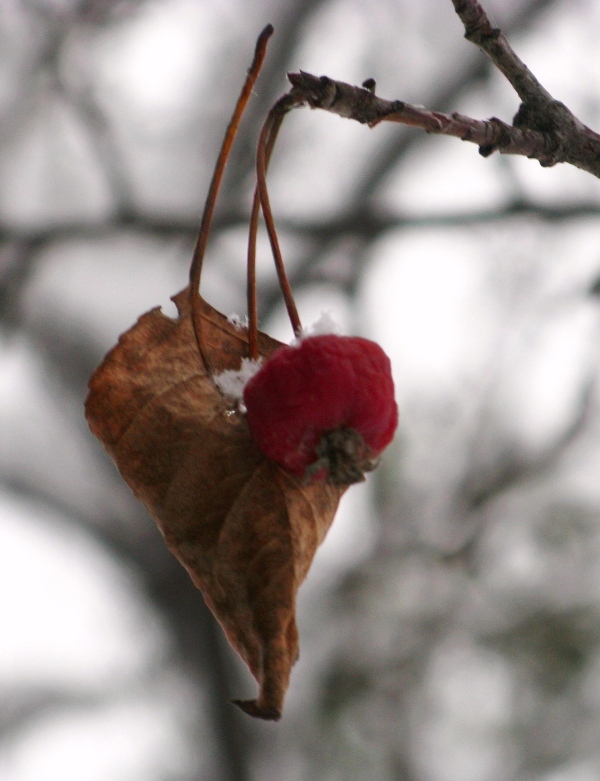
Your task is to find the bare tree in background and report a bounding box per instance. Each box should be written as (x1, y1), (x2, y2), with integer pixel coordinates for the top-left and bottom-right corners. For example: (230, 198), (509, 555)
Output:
(3, 1), (600, 780)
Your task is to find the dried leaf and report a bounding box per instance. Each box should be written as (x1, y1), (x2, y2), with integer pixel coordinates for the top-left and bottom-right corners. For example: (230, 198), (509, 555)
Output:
(85, 288), (345, 719)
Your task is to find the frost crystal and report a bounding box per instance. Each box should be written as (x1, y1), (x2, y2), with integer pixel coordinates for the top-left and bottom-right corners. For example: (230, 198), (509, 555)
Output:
(213, 357), (263, 403)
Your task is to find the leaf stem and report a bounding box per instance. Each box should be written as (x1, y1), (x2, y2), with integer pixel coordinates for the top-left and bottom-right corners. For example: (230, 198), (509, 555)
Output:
(189, 24), (273, 370)
(246, 190), (261, 360)
(253, 94), (303, 340)
(248, 94), (300, 356)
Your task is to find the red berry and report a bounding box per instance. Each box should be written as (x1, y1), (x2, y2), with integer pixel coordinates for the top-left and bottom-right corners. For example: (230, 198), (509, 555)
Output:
(243, 334), (398, 485)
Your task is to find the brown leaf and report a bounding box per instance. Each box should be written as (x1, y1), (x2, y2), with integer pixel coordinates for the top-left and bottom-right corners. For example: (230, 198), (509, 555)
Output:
(85, 288), (345, 719)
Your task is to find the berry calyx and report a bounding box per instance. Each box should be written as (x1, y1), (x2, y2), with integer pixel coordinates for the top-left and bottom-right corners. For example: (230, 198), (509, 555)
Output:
(243, 333), (398, 485)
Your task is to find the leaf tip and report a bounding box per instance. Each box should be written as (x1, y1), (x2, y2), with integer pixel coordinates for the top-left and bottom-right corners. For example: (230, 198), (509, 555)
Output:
(231, 699), (282, 721)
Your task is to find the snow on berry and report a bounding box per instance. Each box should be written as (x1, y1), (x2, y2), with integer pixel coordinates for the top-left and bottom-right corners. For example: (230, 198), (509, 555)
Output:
(293, 311), (341, 342)
(243, 333), (398, 485)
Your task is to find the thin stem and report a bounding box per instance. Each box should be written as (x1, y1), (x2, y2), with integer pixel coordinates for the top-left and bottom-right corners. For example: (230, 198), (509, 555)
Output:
(189, 24), (273, 370)
(247, 95), (298, 357)
(254, 94), (303, 338)
(247, 190), (261, 360)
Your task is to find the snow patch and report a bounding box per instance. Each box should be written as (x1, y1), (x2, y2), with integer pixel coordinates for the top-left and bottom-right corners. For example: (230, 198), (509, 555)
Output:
(213, 312), (340, 401)
(212, 357), (263, 403)
(227, 313), (248, 330)
(293, 311), (341, 345)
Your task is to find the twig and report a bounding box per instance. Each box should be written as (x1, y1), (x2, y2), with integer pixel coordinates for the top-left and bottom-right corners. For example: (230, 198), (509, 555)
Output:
(451, 0), (600, 167)
(286, 0), (600, 181)
(348, 0), (559, 203)
(289, 72), (547, 153)
(451, 0), (553, 104)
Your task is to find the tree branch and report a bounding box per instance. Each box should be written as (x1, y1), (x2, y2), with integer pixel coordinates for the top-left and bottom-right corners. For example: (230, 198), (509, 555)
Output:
(451, 0), (553, 104)
(283, 0), (600, 178)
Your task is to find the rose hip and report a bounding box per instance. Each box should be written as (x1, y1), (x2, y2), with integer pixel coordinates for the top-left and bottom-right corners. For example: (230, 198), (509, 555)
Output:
(244, 334), (398, 485)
